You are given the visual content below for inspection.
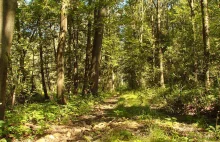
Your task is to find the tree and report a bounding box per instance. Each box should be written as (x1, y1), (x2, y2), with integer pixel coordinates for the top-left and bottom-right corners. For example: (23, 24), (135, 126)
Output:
(188, 0), (198, 84)
(82, 0), (92, 96)
(90, 2), (106, 96)
(201, 0), (210, 91)
(57, 0), (68, 104)
(0, 0), (16, 120)
(156, 0), (165, 88)
(39, 24), (50, 100)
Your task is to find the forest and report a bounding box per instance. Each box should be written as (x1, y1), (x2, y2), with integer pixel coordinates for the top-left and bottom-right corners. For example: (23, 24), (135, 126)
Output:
(0, 0), (220, 141)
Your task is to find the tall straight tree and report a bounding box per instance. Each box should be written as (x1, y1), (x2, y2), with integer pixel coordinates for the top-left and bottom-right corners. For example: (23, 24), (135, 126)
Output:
(57, 0), (68, 104)
(90, 1), (106, 95)
(39, 25), (49, 100)
(82, 0), (92, 96)
(188, 0), (198, 84)
(201, 0), (210, 91)
(156, 0), (165, 88)
(0, 0), (16, 120)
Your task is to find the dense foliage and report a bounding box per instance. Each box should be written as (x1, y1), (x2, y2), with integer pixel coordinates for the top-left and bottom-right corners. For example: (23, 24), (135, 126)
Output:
(0, 0), (219, 141)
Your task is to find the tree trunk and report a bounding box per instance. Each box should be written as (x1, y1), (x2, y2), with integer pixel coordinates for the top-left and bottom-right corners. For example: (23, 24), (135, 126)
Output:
(140, 0), (144, 45)
(66, 16), (72, 94)
(38, 27), (49, 100)
(0, 0), (16, 120)
(73, 29), (79, 95)
(15, 13), (27, 83)
(188, 0), (198, 84)
(38, 23), (49, 100)
(150, 0), (156, 83)
(156, 0), (165, 88)
(108, 67), (115, 92)
(57, 0), (68, 104)
(31, 50), (36, 93)
(90, 5), (106, 96)
(39, 44), (49, 100)
(82, 0), (92, 96)
(201, 0), (210, 91)
(45, 55), (51, 91)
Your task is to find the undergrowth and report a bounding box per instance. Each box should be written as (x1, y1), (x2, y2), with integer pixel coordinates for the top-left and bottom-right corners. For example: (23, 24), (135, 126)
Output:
(110, 89), (220, 141)
(0, 94), (104, 141)
(0, 89), (219, 141)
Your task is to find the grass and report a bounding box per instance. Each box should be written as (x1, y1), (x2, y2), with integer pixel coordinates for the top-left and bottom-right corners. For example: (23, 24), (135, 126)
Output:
(106, 89), (220, 141)
(1, 95), (101, 140)
(1, 88), (219, 141)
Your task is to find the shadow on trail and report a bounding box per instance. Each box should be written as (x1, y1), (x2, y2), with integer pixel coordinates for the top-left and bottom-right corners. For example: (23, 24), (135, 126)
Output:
(33, 95), (214, 142)
(106, 104), (152, 118)
(105, 103), (215, 128)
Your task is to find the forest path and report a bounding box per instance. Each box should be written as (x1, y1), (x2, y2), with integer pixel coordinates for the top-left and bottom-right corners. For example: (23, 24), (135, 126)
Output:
(35, 95), (148, 142)
(33, 93), (212, 142)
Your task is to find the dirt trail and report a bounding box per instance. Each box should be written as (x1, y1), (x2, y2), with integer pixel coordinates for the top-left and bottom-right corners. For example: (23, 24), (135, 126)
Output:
(35, 95), (148, 142)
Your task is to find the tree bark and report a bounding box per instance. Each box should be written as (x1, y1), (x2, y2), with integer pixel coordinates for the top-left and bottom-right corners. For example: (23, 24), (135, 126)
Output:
(0, 0), (16, 120)
(156, 0), (165, 88)
(82, 0), (92, 96)
(140, 0), (144, 44)
(15, 12), (27, 83)
(39, 26), (49, 100)
(57, 0), (68, 104)
(39, 44), (49, 100)
(90, 5), (106, 96)
(30, 50), (36, 93)
(201, 0), (210, 90)
(38, 21), (49, 100)
(45, 55), (51, 91)
(151, 0), (156, 83)
(73, 28), (79, 95)
(67, 16), (73, 94)
(188, 0), (198, 84)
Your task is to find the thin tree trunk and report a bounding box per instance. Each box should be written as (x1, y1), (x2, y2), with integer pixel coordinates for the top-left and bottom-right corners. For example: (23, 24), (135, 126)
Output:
(50, 23), (57, 64)
(57, 0), (68, 104)
(108, 67), (115, 92)
(15, 13), (27, 83)
(90, 5), (106, 96)
(159, 48), (165, 87)
(140, 0), (144, 44)
(150, 1), (156, 83)
(82, 0), (92, 96)
(31, 50), (36, 93)
(38, 22), (49, 100)
(39, 44), (49, 100)
(66, 16), (73, 94)
(0, 0), (16, 120)
(8, 58), (16, 107)
(188, 0), (198, 84)
(19, 50), (26, 82)
(73, 29), (79, 95)
(201, 0), (210, 90)
(156, 0), (165, 88)
(39, 26), (49, 100)
(53, 37), (57, 63)
(45, 55), (51, 91)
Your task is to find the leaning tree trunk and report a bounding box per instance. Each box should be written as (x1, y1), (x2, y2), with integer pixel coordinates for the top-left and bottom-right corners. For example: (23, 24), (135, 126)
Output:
(201, 0), (210, 91)
(57, 0), (68, 104)
(0, 0), (16, 120)
(90, 5), (106, 96)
